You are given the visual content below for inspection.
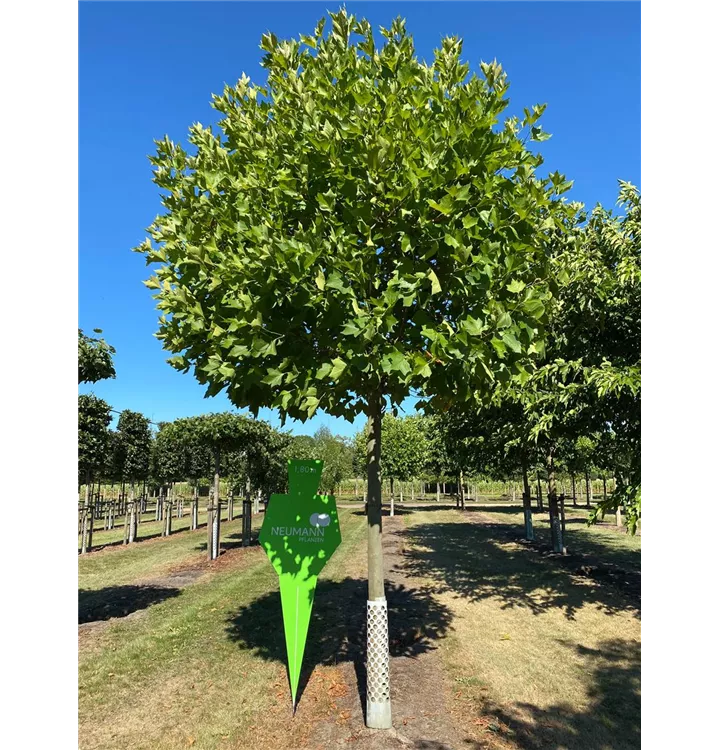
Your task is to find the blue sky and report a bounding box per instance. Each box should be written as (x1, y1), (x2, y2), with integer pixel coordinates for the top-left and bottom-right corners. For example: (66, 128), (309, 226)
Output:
(79, 1), (640, 437)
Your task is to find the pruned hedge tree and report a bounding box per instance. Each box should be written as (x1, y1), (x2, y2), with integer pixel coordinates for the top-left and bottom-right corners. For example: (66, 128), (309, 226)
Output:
(78, 394), (112, 553)
(116, 410), (152, 543)
(169, 413), (283, 559)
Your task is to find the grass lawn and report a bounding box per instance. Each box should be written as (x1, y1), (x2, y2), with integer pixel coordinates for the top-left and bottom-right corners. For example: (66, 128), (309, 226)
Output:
(79, 508), (368, 750)
(79, 508), (214, 551)
(79, 504), (640, 750)
(401, 508), (640, 749)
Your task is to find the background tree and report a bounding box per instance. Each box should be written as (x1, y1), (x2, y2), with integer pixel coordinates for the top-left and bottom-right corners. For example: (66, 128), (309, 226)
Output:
(383, 415), (428, 505)
(78, 328), (116, 384)
(289, 427), (354, 494)
(116, 410), (152, 542)
(136, 9), (577, 726)
(356, 414), (428, 512)
(171, 413), (283, 558)
(151, 421), (194, 492)
(117, 410), (152, 490)
(77, 394), (112, 503)
(313, 427), (354, 494)
(422, 414), (450, 502)
(474, 182), (641, 543)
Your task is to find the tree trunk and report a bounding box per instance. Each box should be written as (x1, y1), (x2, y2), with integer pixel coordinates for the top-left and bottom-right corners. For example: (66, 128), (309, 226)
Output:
(616, 504), (623, 528)
(80, 470), (92, 554)
(536, 472), (543, 512)
(603, 474), (608, 504)
(585, 470), (592, 508)
(547, 449), (564, 554)
(123, 501), (130, 545)
(128, 484), (137, 543)
(389, 477), (395, 517)
(365, 393), (391, 729)
(242, 498), (252, 546)
(521, 454), (534, 541)
(459, 469), (465, 510)
(571, 474), (577, 508)
(209, 448), (221, 560)
(164, 496), (170, 536)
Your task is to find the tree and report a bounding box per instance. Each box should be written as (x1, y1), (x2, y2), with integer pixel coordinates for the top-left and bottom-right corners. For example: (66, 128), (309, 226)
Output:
(115, 410), (152, 542)
(356, 414), (428, 512)
(290, 427), (355, 494)
(470, 183), (641, 548)
(151, 421), (194, 489)
(117, 410), (152, 486)
(313, 427), (354, 494)
(170, 412), (284, 558)
(78, 328), (116, 384)
(77, 394), (112, 503)
(136, 9), (576, 726)
(381, 415), (428, 508)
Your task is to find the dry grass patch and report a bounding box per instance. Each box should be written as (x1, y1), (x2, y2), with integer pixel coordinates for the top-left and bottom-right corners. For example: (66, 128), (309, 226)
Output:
(401, 509), (640, 750)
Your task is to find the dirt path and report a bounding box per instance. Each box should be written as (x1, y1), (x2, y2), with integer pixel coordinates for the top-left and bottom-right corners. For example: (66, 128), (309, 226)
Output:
(306, 514), (466, 750)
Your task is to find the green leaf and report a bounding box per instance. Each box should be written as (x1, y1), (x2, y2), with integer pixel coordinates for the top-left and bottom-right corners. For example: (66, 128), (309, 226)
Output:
(262, 369), (284, 386)
(326, 272), (350, 294)
(315, 268), (326, 290)
(381, 350), (412, 377)
(341, 320), (363, 337)
(329, 357), (347, 379)
(462, 316), (485, 336)
(427, 197), (453, 216)
(444, 233), (461, 249)
(506, 279), (526, 294)
(496, 312), (512, 329)
(303, 396), (320, 418)
(143, 276), (161, 290)
(491, 337), (507, 357)
(524, 298), (546, 318)
(502, 332), (522, 353)
(427, 269), (442, 295)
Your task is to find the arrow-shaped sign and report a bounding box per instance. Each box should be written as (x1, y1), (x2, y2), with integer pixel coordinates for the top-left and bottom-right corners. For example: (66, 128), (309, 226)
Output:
(258, 460), (342, 709)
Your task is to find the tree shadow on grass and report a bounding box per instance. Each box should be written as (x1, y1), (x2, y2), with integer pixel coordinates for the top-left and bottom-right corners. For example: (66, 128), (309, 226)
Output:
(79, 585), (181, 623)
(225, 577), (453, 710)
(398, 522), (640, 621)
(485, 639), (640, 750)
(402, 504), (641, 582)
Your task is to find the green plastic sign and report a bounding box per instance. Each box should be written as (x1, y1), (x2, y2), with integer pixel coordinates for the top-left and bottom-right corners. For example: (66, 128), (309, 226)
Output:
(258, 460), (342, 708)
